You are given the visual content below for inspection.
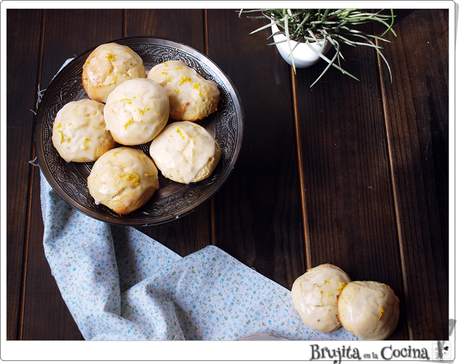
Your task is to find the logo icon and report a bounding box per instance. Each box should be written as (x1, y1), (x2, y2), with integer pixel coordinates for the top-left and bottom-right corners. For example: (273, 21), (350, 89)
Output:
(433, 341), (451, 360)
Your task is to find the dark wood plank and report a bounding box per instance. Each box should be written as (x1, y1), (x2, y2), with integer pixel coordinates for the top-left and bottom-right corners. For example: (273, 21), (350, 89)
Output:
(125, 9), (213, 256)
(377, 9), (449, 340)
(22, 9), (124, 340)
(293, 20), (408, 339)
(6, 9), (43, 340)
(207, 9), (306, 289)
(125, 9), (205, 48)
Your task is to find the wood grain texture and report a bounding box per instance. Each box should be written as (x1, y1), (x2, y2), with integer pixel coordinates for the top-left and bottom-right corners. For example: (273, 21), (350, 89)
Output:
(6, 9), (44, 341)
(125, 9), (205, 50)
(377, 9), (449, 340)
(207, 10), (306, 289)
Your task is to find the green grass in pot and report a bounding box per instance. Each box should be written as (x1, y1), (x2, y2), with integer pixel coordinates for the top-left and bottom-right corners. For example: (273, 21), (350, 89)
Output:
(240, 9), (396, 87)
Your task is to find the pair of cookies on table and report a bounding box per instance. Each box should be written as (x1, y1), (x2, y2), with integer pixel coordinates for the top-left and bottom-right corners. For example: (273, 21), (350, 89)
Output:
(291, 264), (400, 340)
(52, 42), (221, 215)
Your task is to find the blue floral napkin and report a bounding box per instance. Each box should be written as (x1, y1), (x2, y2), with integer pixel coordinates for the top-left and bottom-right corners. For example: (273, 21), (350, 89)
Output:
(40, 172), (357, 341)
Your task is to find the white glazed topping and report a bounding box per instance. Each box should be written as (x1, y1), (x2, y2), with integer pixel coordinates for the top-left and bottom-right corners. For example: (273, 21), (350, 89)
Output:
(150, 121), (216, 184)
(147, 60), (220, 120)
(104, 78), (169, 145)
(88, 147), (159, 208)
(292, 266), (350, 333)
(341, 281), (400, 340)
(84, 43), (144, 89)
(52, 99), (114, 162)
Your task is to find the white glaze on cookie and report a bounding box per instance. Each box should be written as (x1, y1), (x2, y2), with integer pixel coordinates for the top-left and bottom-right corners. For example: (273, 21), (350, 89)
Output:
(337, 281), (400, 340)
(82, 42), (146, 103)
(104, 78), (169, 145)
(291, 264), (350, 333)
(149, 121), (216, 184)
(147, 60), (220, 121)
(52, 99), (115, 163)
(88, 147), (159, 215)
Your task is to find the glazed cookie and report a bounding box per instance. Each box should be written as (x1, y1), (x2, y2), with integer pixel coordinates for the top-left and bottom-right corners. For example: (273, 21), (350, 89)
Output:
(147, 60), (220, 121)
(87, 147), (159, 215)
(52, 99), (115, 163)
(104, 78), (170, 145)
(337, 281), (400, 340)
(291, 263), (351, 333)
(82, 42), (146, 103)
(149, 121), (221, 184)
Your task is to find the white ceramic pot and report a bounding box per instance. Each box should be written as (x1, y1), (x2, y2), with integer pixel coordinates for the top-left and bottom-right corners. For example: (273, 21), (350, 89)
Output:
(271, 23), (332, 68)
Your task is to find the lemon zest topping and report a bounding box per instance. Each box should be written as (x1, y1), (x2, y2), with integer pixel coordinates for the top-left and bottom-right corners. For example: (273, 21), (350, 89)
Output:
(179, 76), (191, 86)
(335, 282), (347, 291)
(378, 307), (384, 321)
(58, 131), (65, 144)
(106, 53), (118, 61)
(145, 172), (154, 177)
(325, 280), (331, 284)
(328, 292), (333, 297)
(162, 72), (168, 75)
(113, 151), (119, 157)
(93, 174), (98, 179)
(176, 66), (182, 70)
(83, 138), (91, 149)
(130, 171), (140, 185)
(124, 119), (134, 130)
(56, 122), (62, 129)
(138, 108), (150, 115)
(69, 123), (72, 126)
(140, 154), (146, 159)
(176, 126), (185, 139)
(168, 76), (172, 82)
(174, 89), (180, 94)
(120, 98), (131, 104)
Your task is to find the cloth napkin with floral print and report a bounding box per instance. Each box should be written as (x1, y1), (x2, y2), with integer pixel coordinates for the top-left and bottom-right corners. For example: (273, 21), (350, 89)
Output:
(40, 171), (357, 341)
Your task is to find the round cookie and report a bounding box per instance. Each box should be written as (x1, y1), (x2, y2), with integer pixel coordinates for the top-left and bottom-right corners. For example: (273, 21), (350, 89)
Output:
(87, 147), (159, 215)
(104, 78), (170, 145)
(82, 42), (146, 103)
(149, 121), (221, 184)
(291, 264), (351, 333)
(147, 60), (220, 121)
(52, 99), (115, 163)
(337, 281), (400, 340)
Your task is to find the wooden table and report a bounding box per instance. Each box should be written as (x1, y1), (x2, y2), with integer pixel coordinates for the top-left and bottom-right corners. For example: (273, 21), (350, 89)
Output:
(7, 8), (449, 341)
